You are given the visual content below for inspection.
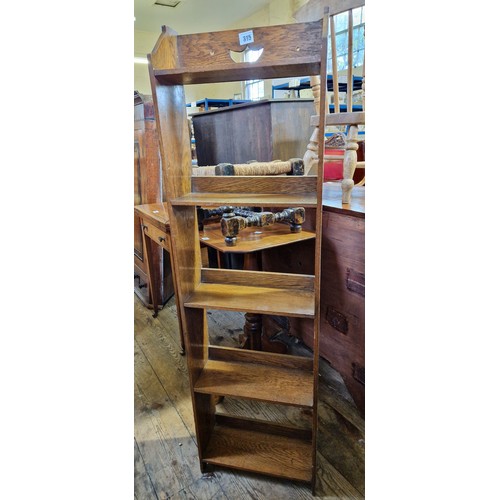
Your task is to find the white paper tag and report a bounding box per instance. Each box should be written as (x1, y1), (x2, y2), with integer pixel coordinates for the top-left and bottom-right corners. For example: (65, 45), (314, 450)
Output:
(239, 30), (254, 45)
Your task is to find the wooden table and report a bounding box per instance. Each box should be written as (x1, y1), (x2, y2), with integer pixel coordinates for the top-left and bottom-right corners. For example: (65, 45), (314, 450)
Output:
(199, 222), (316, 351)
(322, 181), (365, 216)
(134, 202), (185, 353)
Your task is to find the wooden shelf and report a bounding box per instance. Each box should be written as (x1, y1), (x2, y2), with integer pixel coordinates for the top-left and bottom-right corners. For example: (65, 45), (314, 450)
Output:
(150, 20), (322, 87)
(271, 74), (363, 98)
(171, 192), (318, 208)
(174, 175), (319, 206)
(195, 359), (313, 407)
(185, 281), (315, 317)
(154, 60), (321, 86)
(183, 175), (318, 207)
(203, 420), (313, 482)
(191, 174), (318, 194)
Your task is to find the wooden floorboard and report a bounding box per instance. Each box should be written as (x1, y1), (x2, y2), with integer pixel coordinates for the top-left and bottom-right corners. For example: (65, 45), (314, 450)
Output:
(135, 340), (224, 499)
(134, 294), (365, 499)
(135, 306), (196, 435)
(135, 438), (159, 500)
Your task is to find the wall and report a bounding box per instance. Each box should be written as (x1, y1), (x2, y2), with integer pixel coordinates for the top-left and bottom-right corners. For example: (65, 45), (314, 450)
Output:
(134, 0), (301, 99)
(134, 30), (159, 95)
(134, 0), (362, 102)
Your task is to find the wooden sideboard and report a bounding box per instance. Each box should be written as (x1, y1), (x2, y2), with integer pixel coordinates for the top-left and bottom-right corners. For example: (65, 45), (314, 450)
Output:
(134, 92), (174, 307)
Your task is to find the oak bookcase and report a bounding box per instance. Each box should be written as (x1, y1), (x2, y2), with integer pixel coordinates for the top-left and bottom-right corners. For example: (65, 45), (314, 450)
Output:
(148, 13), (328, 492)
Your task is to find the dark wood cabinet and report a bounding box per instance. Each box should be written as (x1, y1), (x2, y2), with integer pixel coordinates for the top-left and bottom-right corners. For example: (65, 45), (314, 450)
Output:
(192, 99), (316, 165)
(134, 91), (174, 307)
(310, 185), (364, 415)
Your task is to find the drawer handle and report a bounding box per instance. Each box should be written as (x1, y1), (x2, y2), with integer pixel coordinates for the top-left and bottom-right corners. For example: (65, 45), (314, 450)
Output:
(158, 236), (166, 243)
(142, 224), (148, 232)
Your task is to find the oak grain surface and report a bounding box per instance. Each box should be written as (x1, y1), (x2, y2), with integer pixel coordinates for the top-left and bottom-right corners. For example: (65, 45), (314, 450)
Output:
(171, 191), (318, 208)
(203, 424), (313, 482)
(192, 175), (318, 194)
(185, 282), (315, 318)
(194, 359), (314, 407)
(200, 223), (316, 254)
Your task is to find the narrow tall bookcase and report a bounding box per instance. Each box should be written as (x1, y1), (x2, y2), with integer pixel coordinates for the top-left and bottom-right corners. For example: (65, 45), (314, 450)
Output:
(148, 13), (328, 492)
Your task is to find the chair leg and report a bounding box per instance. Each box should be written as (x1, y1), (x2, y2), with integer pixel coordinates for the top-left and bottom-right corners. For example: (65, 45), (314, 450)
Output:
(303, 127), (319, 176)
(342, 124), (359, 204)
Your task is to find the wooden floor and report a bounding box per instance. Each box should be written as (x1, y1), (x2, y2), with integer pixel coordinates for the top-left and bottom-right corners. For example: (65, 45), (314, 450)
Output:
(134, 294), (365, 499)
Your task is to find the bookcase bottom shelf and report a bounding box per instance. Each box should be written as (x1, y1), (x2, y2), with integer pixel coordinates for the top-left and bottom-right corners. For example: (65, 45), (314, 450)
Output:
(203, 422), (313, 483)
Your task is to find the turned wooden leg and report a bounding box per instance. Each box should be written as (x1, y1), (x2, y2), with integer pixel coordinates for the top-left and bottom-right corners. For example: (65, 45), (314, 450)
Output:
(342, 124), (359, 204)
(244, 313), (262, 350)
(242, 252), (263, 351)
(303, 75), (324, 177)
(303, 127), (319, 176)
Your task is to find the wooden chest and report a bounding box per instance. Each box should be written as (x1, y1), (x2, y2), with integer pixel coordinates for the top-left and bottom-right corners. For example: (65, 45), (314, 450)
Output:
(191, 99), (316, 165)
